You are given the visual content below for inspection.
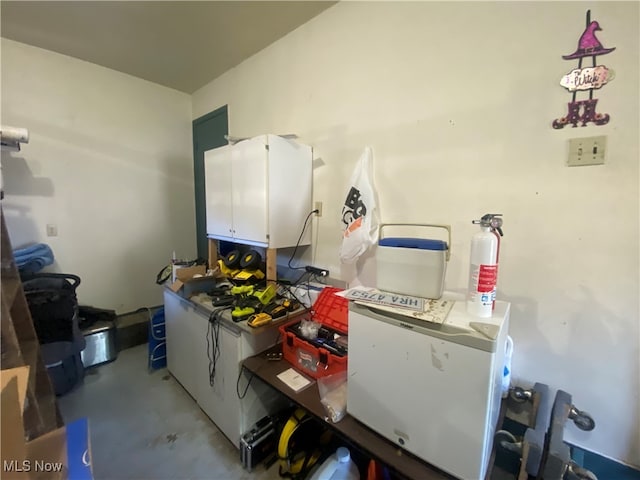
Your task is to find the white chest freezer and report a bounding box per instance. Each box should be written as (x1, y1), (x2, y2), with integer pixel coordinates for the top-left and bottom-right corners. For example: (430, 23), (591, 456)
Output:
(347, 300), (510, 480)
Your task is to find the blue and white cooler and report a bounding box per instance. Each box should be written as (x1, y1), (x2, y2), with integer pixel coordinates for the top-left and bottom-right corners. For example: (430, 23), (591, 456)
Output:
(376, 223), (451, 299)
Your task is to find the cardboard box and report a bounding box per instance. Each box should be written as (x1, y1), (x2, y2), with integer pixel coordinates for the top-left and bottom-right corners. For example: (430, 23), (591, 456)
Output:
(0, 367), (93, 480)
(169, 265), (217, 296)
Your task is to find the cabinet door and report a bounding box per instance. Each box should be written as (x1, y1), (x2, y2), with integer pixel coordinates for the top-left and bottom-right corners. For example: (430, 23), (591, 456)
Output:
(192, 308), (212, 406)
(231, 136), (268, 244)
(197, 320), (242, 446)
(266, 134), (313, 248)
(204, 146), (233, 240)
(163, 290), (198, 398)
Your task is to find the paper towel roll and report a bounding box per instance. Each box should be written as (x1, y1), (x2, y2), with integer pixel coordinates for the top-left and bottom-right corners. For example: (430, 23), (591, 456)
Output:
(1, 126), (29, 144)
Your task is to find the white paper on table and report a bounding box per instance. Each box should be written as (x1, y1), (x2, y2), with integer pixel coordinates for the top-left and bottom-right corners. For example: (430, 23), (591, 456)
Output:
(277, 368), (314, 393)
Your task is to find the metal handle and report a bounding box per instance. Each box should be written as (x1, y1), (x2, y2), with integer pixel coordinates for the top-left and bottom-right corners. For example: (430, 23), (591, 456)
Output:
(568, 462), (598, 480)
(494, 430), (522, 456)
(21, 272), (81, 290)
(569, 406), (596, 431)
(379, 223), (451, 261)
(510, 386), (533, 403)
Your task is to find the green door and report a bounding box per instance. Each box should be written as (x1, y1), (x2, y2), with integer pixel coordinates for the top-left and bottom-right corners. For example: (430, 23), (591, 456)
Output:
(193, 106), (228, 259)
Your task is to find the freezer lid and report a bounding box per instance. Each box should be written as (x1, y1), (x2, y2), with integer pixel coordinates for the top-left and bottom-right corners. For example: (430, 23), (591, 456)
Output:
(469, 322), (501, 340)
(349, 301), (509, 352)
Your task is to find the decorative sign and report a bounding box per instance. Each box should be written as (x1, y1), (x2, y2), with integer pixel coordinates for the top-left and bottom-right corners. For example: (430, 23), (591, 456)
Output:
(553, 10), (616, 129)
(560, 66), (614, 92)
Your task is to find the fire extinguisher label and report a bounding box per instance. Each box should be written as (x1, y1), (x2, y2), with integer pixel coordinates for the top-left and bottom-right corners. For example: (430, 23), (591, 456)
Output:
(477, 264), (498, 293)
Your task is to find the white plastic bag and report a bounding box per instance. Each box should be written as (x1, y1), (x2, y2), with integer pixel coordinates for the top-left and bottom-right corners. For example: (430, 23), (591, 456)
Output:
(339, 147), (379, 264)
(318, 371), (348, 423)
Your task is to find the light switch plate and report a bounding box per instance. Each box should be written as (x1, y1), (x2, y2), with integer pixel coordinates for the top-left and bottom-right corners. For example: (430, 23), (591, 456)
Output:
(568, 136), (606, 166)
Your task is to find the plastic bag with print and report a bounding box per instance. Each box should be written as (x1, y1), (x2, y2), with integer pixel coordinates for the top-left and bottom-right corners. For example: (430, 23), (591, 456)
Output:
(339, 147), (380, 264)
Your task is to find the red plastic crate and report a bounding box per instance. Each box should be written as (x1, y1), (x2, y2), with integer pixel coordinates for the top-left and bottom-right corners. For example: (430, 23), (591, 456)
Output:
(279, 287), (349, 379)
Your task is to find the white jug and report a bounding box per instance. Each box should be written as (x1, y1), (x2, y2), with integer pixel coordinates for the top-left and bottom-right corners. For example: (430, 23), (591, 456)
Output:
(309, 447), (360, 480)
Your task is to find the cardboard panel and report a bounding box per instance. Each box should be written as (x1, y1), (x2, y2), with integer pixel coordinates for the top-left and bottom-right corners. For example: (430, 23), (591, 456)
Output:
(1, 367), (93, 480)
(1, 377), (28, 474)
(25, 429), (67, 480)
(175, 265), (206, 281)
(1, 367), (30, 411)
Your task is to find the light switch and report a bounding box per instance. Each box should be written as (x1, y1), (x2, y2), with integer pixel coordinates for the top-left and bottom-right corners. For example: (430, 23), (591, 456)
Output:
(568, 136), (606, 166)
(46, 224), (58, 237)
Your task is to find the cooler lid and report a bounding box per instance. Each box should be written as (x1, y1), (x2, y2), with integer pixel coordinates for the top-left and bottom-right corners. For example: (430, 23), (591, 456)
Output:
(379, 237), (448, 250)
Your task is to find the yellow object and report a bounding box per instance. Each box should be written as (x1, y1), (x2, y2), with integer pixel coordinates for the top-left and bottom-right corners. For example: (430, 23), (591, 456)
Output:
(218, 259), (265, 282)
(218, 259), (240, 278)
(247, 313), (272, 328)
(282, 299), (300, 311)
(253, 284), (277, 305)
(232, 306), (255, 320)
(234, 269), (265, 281)
(277, 408), (331, 477)
(231, 284), (254, 295)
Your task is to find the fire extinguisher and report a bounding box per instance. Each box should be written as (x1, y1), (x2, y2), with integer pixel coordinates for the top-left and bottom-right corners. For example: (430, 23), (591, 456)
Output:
(467, 213), (504, 317)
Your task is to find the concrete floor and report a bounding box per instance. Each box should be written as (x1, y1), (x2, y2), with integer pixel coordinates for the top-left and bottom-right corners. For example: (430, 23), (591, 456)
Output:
(58, 344), (280, 480)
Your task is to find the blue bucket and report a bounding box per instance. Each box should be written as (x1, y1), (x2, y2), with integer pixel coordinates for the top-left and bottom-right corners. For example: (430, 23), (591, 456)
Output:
(148, 308), (166, 370)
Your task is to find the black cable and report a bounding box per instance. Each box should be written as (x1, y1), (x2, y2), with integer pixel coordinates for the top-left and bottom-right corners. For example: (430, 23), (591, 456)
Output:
(207, 310), (219, 387)
(236, 364), (256, 399)
(306, 278), (313, 314)
(310, 273), (327, 286)
(290, 269), (311, 286)
(155, 265), (172, 284)
(287, 210), (318, 272)
(277, 281), (312, 315)
(285, 252), (330, 313)
(207, 306), (231, 387)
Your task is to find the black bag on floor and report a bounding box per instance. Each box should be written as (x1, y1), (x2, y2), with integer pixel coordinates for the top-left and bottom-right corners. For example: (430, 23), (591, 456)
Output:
(23, 273), (86, 395)
(44, 349), (85, 396)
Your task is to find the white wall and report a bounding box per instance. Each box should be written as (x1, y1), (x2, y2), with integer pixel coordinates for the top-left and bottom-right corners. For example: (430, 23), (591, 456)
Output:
(193, 1), (640, 466)
(1, 39), (196, 313)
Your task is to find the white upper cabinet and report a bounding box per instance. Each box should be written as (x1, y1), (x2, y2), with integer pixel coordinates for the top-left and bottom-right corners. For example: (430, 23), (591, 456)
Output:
(230, 137), (268, 244)
(204, 134), (312, 248)
(204, 145), (233, 239)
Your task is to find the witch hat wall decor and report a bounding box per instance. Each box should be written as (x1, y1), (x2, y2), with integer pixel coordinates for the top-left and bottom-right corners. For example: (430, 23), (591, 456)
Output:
(562, 21), (616, 60)
(553, 10), (616, 129)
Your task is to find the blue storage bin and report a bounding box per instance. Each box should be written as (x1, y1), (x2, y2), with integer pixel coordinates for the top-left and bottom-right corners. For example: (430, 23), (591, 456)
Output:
(148, 308), (167, 370)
